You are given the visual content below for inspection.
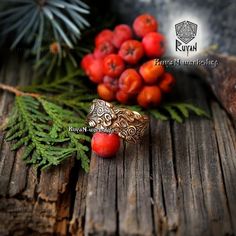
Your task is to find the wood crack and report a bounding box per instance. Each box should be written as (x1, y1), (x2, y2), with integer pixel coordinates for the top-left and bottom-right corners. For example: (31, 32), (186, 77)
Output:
(148, 121), (157, 236)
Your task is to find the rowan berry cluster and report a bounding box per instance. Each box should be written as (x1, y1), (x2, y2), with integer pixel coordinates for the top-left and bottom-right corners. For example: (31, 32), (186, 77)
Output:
(81, 14), (175, 108)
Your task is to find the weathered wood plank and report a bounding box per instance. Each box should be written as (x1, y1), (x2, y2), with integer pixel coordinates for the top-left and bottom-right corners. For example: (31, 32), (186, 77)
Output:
(0, 59), (80, 236)
(38, 158), (74, 202)
(150, 119), (178, 235)
(172, 75), (233, 236)
(7, 62), (32, 197)
(36, 158), (74, 235)
(85, 153), (117, 235)
(211, 101), (236, 232)
(69, 168), (88, 236)
(0, 57), (21, 197)
(1, 58), (236, 236)
(116, 139), (154, 236)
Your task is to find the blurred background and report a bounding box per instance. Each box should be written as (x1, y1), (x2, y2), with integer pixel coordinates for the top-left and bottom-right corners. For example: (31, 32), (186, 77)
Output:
(111, 0), (236, 55)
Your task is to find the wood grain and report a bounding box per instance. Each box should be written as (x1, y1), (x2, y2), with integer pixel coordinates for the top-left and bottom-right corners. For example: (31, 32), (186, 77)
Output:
(116, 138), (154, 236)
(0, 59), (236, 236)
(0, 59), (82, 236)
(85, 153), (117, 236)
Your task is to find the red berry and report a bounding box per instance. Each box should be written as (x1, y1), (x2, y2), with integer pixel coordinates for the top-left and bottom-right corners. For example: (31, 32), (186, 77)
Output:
(103, 54), (125, 77)
(158, 73), (176, 93)
(97, 83), (116, 102)
(142, 32), (165, 58)
(133, 14), (158, 38)
(94, 41), (115, 59)
(116, 90), (130, 104)
(86, 58), (104, 84)
(139, 59), (165, 84)
(95, 29), (113, 47)
(91, 132), (120, 158)
(137, 86), (162, 108)
(118, 40), (144, 64)
(112, 24), (133, 48)
(119, 69), (143, 95)
(81, 53), (94, 71)
(103, 76), (119, 92)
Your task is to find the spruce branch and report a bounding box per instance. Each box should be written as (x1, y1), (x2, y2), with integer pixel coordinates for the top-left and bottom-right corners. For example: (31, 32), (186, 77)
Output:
(0, 0), (90, 61)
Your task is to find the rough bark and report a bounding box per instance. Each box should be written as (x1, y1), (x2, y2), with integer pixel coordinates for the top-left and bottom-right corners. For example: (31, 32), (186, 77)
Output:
(200, 54), (236, 118)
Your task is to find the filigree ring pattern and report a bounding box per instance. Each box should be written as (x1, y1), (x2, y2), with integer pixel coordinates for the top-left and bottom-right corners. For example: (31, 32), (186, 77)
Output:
(87, 99), (149, 143)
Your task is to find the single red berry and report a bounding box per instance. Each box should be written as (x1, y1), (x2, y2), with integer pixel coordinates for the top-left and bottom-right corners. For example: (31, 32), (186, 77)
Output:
(119, 69), (143, 95)
(86, 58), (104, 84)
(137, 85), (162, 108)
(139, 59), (165, 84)
(97, 83), (116, 102)
(116, 90), (130, 104)
(81, 53), (94, 71)
(91, 132), (120, 158)
(103, 76), (119, 92)
(95, 29), (113, 47)
(133, 14), (158, 38)
(142, 32), (165, 58)
(118, 40), (144, 64)
(94, 41), (115, 59)
(112, 24), (133, 48)
(103, 54), (125, 77)
(158, 73), (176, 93)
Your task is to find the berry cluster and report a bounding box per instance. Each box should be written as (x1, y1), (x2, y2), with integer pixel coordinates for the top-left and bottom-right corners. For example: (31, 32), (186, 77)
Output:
(81, 14), (175, 108)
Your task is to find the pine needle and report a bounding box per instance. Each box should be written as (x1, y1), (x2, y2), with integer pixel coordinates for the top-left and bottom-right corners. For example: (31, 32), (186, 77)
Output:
(0, 0), (90, 61)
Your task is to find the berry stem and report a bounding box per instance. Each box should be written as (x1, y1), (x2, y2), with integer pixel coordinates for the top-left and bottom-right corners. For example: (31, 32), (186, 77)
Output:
(0, 83), (40, 98)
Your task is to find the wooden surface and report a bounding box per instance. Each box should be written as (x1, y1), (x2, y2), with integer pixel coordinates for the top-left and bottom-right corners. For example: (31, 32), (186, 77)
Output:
(0, 58), (236, 236)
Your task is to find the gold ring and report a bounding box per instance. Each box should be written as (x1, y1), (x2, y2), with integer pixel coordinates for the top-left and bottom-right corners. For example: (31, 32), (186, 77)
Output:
(87, 99), (149, 143)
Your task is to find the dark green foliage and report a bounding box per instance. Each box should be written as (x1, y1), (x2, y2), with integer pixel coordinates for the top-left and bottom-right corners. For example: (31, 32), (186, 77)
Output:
(5, 95), (90, 171)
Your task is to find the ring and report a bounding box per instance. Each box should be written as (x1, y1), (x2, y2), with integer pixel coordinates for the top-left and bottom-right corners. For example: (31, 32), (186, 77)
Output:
(87, 99), (149, 143)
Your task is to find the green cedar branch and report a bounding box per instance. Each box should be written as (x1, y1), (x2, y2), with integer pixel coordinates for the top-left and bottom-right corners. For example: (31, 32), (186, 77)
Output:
(1, 90), (91, 171)
(148, 102), (209, 123)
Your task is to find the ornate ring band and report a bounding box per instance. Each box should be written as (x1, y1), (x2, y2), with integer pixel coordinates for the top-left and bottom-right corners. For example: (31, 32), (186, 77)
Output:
(87, 99), (149, 143)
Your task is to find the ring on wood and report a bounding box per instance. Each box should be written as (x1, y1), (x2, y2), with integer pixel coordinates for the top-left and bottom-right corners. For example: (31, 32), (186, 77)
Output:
(87, 99), (149, 143)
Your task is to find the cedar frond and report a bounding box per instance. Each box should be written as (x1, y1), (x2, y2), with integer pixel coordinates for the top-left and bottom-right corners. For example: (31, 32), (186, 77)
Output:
(4, 95), (90, 171)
